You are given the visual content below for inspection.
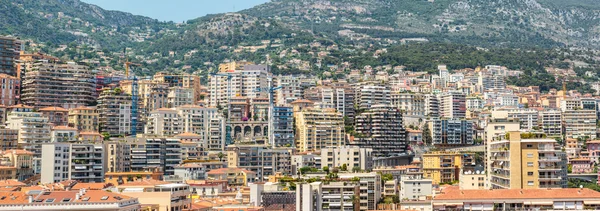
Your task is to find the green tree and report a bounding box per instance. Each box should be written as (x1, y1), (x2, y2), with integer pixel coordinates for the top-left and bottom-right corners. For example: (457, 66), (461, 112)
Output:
(323, 166), (330, 174)
(341, 164), (348, 171)
(101, 132), (110, 141)
(422, 126), (432, 145)
(381, 173), (394, 182)
(217, 152), (225, 162)
(352, 166), (362, 173)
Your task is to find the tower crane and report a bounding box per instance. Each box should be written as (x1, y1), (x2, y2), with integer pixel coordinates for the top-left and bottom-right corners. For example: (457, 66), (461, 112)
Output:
(122, 56), (141, 136)
(256, 77), (284, 146)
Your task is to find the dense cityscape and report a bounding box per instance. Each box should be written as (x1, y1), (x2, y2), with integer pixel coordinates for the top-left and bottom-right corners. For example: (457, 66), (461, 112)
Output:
(2, 0), (600, 211)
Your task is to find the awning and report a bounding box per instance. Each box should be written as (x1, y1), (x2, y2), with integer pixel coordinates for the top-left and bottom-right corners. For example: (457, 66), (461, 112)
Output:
(434, 202), (463, 206)
(524, 201), (553, 205)
(584, 200), (600, 205)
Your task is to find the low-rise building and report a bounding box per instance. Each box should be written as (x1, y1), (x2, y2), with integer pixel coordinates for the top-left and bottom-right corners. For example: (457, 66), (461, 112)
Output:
(174, 162), (225, 181)
(320, 146), (373, 171)
(400, 174), (433, 201)
(0, 190), (141, 211)
(459, 171), (487, 190)
(119, 183), (191, 211)
(422, 151), (475, 184)
(570, 158), (593, 174)
(206, 168), (257, 187)
(40, 143), (105, 184)
(433, 187), (600, 210)
(1, 150), (34, 181)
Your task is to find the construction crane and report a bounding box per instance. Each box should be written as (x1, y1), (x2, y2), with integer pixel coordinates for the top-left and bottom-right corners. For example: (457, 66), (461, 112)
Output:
(267, 78), (283, 147)
(256, 77), (284, 146)
(124, 58), (140, 78)
(122, 56), (141, 136)
(210, 72), (234, 145)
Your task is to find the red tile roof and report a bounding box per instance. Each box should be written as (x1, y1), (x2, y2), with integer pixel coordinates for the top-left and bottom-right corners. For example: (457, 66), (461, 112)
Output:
(435, 187), (600, 200)
(71, 183), (111, 190)
(0, 180), (26, 187)
(207, 167), (256, 175)
(35, 190), (134, 203)
(39, 106), (68, 112)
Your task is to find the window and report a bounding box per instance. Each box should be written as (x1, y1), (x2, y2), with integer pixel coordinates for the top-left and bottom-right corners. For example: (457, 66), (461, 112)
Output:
(528, 181), (534, 186)
(526, 144), (533, 148)
(528, 172), (533, 176)
(527, 153), (533, 158)
(527, 162), (534, 167)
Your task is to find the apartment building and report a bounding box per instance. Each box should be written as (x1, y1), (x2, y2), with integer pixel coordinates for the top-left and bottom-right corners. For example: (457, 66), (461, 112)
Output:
(119, 183), (191, 211)
(429, 118), (474, 147)
(296, 182), (323, 211)
(338, 173), (381, 211)
(97, 88), (133, 136)
(321, 146), (373, 171)
(0, 128), (18, 151)
(350, 104), (407, 157)
(355, 85), (391, 110)
(127, 137), (182, 176)
(153, 72), (201, 100)
(440, 92), (466, 119)
(179, 141), (202, 161)
(422, 151), (476, 184)
(206, 167), (257, 187)
(291, 154), (321, 175)
(40, 143), (105, 184)
(167, 87), (194, 108)
(481, 74), (506, 91)
(295, 108), (345, 152)
(392, 92), (426, 116)
(21, 61), (95, 109)
(563, 109), (597, 139)
(492, 108), (539, 131)
(320, 182), (359, 211)
(50, 126), (78, 142)
(0, 74), (19, 106)
(320, 85), (355, 120)
(145, 108), (180, 137)
(400, 174), (433, 200)
(6, 110), (51, 173)
(488, 132), (567, 189)
(274, 75), (302, 106)
(145, 105), (225, 149)
(272, 106), (294, 147)
(0, 36), (21, 76)
(39, 106), (69, 126)
(539, 109), (562, 137)
(227, 144), (294, 180)
(209, 62), (270, 107)
(1, 149), (34, 181)
(104, 141), (131, 173)
(68, 106), (99, 132)
(173, 162), (225, 180)
(424, 94), (440, 117)
(459, 171), (487, 190)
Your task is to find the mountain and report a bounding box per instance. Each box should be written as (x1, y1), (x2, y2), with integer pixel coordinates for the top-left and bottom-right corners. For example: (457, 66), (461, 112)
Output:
(2, 0), (174, 49)
(2, 0), (600, 76)
(242, 0), (600, 48)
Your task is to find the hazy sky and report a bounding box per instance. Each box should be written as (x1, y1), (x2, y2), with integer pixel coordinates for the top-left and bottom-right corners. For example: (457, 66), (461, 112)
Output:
(81, 0), (270, 22)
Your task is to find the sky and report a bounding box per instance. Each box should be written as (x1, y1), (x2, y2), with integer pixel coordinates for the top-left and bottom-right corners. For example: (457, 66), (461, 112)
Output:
(81, 0), (270, 22)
